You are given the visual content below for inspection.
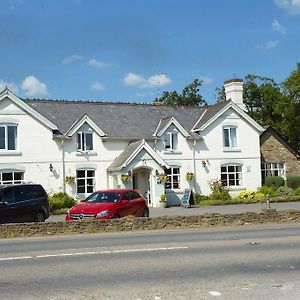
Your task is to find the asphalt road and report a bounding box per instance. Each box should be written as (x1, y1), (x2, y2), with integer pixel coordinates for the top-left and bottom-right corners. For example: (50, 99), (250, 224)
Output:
(0, 224), (300, 299)
(47, 201), (300, 222)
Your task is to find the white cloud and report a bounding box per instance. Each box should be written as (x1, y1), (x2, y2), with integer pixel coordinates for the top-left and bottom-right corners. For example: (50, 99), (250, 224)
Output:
(123, 73), (172, 88)
(265, 40), (280, 49)
(90, 82), (106, 92)
(272, 19), (286, 34)
(198, 76), (214, 85)
(0, 80), (19, 94)
(21, 75), (48, 97)
(62, 54), (83, 64)
(87, 59), (117, 69)
(274, 0), (300, 14)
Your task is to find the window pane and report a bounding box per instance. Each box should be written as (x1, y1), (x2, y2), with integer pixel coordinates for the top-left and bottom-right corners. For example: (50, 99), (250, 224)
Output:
(230, 128), (237, 147)
(221, 166), (227, 173)
(86, 133), (93, 150)
(164, 134), (171, 149)
(77, 170), (85, 178)
(223, 128), (229, 147)
(0, 127), (5, 149)
(172, 133), (178, 150)
(2, 173), (13, 181)
(173, 168), (179, 174)
(87, 170), (95, 177)
(8, 126), (17, 150)
(228, 166), (234, 172)
(14, 172), (22, 181)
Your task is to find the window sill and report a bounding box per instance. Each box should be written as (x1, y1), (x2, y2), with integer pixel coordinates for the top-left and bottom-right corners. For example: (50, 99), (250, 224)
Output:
(228, 186), (245, 191)
(163, 150), (182, 155)
(223, 148), (241, 152)
(76, 151), (97, 156)
(0, 150), (22, 156)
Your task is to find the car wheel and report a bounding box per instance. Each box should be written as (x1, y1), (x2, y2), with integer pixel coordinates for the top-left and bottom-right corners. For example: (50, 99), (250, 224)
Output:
(142, 208), (149, 218)
(112, 214), (120, 219)
(35, 212), (45, 222)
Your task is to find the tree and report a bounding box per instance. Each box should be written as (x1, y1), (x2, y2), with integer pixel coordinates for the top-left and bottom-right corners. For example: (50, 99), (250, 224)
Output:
(282, 63), (300, 149)
(215, 86), (226, 103)
(243, 74), (290, 135)
(155, 79), (207, 106)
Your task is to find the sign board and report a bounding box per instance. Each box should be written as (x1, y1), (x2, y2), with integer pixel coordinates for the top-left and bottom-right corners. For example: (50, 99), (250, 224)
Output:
(181, 189), (195, 208)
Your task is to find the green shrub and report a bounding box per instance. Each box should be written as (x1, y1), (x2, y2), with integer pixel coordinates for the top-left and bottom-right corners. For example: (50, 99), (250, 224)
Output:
(276, 186), (295, 197)
(236, 190), (256, 199)
(286, 176), (300, 189)
(160, 194), (166, 203)
(254, 192), (265, 201)
(264, 176), (285, 188)
(258, 186), (277, 197)
(294, 187), (300, 196)
(49, 192), (75, 211)
(194, 193), (209, 205)
(208, 179), (231, 202)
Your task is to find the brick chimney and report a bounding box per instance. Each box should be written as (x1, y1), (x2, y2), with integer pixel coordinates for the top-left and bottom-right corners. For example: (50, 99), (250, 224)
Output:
(224, 78), (246, 111)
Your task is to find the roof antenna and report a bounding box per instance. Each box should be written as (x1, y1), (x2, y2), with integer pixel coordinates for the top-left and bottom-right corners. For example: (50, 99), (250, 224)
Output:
(157, 71), (167, 100)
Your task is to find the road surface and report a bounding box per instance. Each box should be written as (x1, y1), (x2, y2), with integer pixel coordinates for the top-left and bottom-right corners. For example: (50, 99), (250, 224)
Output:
(0, 224), (300, 299)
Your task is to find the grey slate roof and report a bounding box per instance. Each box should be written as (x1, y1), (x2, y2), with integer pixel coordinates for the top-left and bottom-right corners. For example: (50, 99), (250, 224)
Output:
(24, 99), (231, 140)
(107, 140), (144, 171)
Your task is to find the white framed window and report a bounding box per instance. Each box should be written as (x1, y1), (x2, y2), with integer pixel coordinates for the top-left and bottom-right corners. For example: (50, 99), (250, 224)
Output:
(164, 131), (178, 151)
(221, 165), (243, 187)
(77, 132), (93, 152)
(0, 171), (24, 184)
(76, 169), (95, 194)
(0, 124), (18, 151)
(165, 167), (181, 190)
(261, 162), (285, 180)
(223, 126), (237, 149)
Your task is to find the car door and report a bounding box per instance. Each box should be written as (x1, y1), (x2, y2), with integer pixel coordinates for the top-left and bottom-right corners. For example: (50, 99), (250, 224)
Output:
(130, 191), (145, 216)
(14, 186), (37, 222)
(0, 188), (14, 223)
(118, 192), (134, 217)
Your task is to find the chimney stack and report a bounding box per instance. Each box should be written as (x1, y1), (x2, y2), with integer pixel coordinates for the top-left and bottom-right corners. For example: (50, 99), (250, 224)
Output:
(224, 78), (246, 111)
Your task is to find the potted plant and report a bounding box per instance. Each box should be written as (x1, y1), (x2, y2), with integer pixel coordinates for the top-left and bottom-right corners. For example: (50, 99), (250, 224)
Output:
(158, 173), (168, 183)
(160, 194), (167, 208)
(65, 176), (75, 184)
(121, 174), (131, 184)
(186, 172), (194, 181)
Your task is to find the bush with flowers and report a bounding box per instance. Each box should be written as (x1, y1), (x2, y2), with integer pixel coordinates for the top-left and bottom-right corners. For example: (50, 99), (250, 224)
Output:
(208, 179), (231, 201)
(236, 190), (256, 200)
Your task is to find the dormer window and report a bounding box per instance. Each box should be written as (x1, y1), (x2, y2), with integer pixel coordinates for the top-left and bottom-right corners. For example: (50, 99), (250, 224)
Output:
(0, 124), (17, 151)
(164, 130), (178, 151)
(77, 132), (93, 151)
(223, 126), (237, 149)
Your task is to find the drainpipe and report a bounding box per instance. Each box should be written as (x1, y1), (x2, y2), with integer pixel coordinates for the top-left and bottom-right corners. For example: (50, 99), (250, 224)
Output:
(61, 139), (66, 193)
(192, 139), (197, 191)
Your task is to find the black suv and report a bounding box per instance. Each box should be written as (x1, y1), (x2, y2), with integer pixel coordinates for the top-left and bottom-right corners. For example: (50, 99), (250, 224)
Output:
(0, 184), (49, 223)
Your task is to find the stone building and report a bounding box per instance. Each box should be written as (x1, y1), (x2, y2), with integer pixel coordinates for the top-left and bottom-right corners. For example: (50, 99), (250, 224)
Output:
(260, 126), (300, 181)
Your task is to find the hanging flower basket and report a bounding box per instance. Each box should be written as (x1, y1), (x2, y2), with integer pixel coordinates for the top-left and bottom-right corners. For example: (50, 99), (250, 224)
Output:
(186, 172), (195, 181)
(121, 174), (131, 183)
(158, 173), (168, 183)
(65, 176), (75, 184)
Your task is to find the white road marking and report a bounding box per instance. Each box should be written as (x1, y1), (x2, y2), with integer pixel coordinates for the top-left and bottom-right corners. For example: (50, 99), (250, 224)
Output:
(0, 246), (188, 262)
(209, 291), (222, 296)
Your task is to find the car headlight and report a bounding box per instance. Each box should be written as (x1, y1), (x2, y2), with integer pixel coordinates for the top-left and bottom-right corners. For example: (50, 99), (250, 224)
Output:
(66, 210), (70, 217)
(96, 210), (110, 218)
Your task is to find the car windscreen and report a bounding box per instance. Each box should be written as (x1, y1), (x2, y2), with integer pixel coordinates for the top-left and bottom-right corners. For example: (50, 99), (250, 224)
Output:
(85, 192), (121, 203)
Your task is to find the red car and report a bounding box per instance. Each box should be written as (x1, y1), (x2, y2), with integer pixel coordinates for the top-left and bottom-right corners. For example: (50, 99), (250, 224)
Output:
(66, 189), (149, 221)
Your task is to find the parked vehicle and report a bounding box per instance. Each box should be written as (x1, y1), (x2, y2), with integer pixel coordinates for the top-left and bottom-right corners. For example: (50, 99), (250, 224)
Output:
(0, 184), (49, 223)
(66, 189), (149, 221)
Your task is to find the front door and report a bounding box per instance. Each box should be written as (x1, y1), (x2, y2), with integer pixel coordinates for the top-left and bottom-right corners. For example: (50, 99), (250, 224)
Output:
(133, 168), (151, 206)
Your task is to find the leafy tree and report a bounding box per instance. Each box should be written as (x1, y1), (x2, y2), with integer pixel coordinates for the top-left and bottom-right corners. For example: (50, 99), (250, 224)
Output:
(282, 63), (300, 149)
(215, 86), (226, 103)
(243, 74), (290, 134)
(155, 79), (207, 106)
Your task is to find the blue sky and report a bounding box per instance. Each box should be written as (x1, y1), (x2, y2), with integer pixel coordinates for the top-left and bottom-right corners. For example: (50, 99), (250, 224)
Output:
(0, 0), (299, 104)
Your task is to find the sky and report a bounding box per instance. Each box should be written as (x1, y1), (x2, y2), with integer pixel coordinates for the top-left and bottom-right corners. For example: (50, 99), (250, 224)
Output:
(0, 0), (300, 104)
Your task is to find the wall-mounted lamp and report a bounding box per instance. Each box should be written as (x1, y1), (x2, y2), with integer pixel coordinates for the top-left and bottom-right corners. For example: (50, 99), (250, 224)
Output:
(155, 170), (160, 177)
(49, 163), (54, 172)
(128, 170), (132, 177)
(202, 160), (207, 168)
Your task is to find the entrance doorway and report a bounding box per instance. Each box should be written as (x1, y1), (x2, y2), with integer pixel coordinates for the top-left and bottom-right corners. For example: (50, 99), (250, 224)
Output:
(132, 167), (151, 206)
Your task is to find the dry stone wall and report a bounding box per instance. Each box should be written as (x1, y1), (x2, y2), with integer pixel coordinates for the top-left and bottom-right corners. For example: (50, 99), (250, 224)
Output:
(1, 209), (300, 239)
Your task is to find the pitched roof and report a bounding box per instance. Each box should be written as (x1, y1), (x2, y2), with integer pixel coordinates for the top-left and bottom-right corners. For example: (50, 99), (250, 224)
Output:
(260, 126), (300, 159)
(25, 99), (208, 139)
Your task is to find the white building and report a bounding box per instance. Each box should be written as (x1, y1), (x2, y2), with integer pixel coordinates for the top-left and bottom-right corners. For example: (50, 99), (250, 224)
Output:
(0, 79), (264, 207)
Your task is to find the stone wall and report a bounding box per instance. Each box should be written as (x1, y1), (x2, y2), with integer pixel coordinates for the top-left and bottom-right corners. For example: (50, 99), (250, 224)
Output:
(260, 132), (300, 177)
(1, 210), (300, 239)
